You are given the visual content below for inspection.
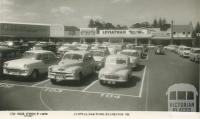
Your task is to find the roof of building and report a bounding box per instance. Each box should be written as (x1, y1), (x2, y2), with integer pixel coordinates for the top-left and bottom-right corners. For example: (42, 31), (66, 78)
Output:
(0, 21), (50, 26)
(173, 24), (193, 33)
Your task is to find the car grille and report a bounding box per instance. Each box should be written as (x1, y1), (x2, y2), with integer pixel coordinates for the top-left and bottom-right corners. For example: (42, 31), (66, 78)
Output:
(5, 68), (23, 73)
(105, 75), (119, 79)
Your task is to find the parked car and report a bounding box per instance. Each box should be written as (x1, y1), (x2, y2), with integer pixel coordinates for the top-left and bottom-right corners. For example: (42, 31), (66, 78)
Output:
(90, 49), (109, 70)
(57, 43), (79, 58)
(178, 46), (191, 57)
(155, 46), (165, 55)
(48, 51), (96, 84)
(98, 54), (132, 85)
(3, 50), (58, 80)
(78, 44), (91, 51)
(133, 46), (146, 58)
(119, 49), (140, 68)
(0, 46), (20, 77)
(189, 48), (200, 62)
(32, 42), (57, 53)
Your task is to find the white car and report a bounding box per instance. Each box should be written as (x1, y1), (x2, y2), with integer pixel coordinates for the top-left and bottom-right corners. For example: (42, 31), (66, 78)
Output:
(57, 43), (79, 58)
(3, 50), (58, 80)
(119, 49), (140, 68)
(189, 48), (200, 62)
(98, 54), (132, 85)
(48, 51), (96, 84)
(178, 47), (191, 57)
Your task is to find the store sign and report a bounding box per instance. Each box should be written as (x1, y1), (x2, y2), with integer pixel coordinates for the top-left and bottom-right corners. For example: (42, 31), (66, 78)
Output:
(80, 28), (96, 37)
(99, 29), (149, 36)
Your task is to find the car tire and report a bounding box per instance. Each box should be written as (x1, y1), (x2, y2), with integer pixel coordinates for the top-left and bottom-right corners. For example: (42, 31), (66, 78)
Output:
(77, 73), (83, 84)
(99, 80), (105, 85)
(50, 79), (57, 84)
(30, 70), (39, 80)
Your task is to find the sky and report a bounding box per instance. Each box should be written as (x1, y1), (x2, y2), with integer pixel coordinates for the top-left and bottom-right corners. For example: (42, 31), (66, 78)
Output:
(0, 0), (199, 27)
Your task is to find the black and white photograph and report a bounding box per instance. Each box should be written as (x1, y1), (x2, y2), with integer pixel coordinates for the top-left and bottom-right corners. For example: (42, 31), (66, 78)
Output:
(0, 0), (199, 114)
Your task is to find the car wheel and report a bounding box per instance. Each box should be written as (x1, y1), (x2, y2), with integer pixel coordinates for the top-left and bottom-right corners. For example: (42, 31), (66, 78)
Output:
(50, 79), (57, 84)
(30, 70), (39, 80)
(77, 73), (83, 83)
(99, 80), (105, 85)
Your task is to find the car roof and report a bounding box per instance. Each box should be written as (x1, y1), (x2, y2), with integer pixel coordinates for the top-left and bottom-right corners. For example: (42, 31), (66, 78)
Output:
(121, 49), (138, 52)
(26, 50), (53, 54)
(64, 51), (90, 55)
(107, 54), (129, 59)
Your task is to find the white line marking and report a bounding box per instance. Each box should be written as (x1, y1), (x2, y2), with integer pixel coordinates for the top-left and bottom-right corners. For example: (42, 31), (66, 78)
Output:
(139, 66), (147, 97)
(39, 90), (53, 110)
(81, 90), (140, 98)
(31, 79), (50, 87)
(0, 82), (141, 98)
(145, 67), (150, 111)
(81, 80), (98, 92)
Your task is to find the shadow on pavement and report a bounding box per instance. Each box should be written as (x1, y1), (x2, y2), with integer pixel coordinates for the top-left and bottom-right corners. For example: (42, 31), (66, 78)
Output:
(52, 73), (98, 87)
(132, 64), (145, 71)
(100, 75), (141, 88)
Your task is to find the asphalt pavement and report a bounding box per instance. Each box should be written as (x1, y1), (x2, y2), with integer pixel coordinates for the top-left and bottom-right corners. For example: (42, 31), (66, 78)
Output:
(0, 50), (199, 111)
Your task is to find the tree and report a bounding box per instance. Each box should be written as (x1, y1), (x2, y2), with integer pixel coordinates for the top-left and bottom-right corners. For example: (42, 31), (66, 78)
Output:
(88, 19), (95, 28)
(158, 18), (162, 28)
(153, 19), (158, 28)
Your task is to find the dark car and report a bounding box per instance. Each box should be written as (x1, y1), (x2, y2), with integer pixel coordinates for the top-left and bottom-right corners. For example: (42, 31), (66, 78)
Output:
(155, 46), (165, 55)
(0, 46), (20, 77)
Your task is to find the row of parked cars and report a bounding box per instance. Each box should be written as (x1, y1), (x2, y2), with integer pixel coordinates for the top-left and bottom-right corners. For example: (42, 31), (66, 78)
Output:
(164, 45), (200, 63)
(0, 41), (148, 85)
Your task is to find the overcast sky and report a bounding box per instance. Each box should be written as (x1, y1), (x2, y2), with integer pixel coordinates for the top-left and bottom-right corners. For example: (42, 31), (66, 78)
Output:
(0, 0), (199, 27)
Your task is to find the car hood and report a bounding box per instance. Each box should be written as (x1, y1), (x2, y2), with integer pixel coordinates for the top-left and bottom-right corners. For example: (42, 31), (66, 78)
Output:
(54, 60), (82, 72)
(5, 58), (41, 69)
(183, 50), (190, 53)
(100, 65), (129, 75)
(93, 56), (104, 62)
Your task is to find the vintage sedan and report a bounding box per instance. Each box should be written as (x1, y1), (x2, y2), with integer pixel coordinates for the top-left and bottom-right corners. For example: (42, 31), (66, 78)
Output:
(178, 46), (191, 57)
(119, 49), (140, 68)
(0, 46), (20, 77)
(98, 54), (132, 85)
(57, 43), (79, 58)
(155, 45), (165, 55)
(3, 50), (58, 80)
(90, 49), (109, 70)
(48, 51), (96, 84)
(189, 48), (200, 62)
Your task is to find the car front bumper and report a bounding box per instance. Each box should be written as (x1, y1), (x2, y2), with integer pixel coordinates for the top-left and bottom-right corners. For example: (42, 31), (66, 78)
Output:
(48, 73), (77, 81)
(3, 68), (30, 77)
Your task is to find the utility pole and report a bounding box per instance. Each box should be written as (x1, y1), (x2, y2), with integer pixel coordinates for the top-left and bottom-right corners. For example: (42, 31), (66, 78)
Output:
(170, 20), (174, 45)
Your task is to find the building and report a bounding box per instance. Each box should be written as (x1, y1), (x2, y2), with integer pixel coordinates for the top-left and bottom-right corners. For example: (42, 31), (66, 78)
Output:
(0, 22), (195, 46)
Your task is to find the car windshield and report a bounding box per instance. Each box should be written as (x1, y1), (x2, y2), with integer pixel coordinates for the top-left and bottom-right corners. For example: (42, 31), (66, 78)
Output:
(22, 52), (38, 59)
(107, 57), (127, 65)
(120, 51), (139, 57)
(194, 50), (200, 53)
(183, 48), (190, 50)
(33, 46), (43, 50)
(63, 53), (83, 61)
(91, 51), (104, 57)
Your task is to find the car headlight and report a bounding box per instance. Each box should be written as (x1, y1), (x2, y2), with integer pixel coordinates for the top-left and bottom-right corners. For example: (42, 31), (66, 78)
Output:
(3, 63), (8, 67)
(24, 64), (28, 69)
(49, 67), (53, 72)
(99, 73), (105, 79)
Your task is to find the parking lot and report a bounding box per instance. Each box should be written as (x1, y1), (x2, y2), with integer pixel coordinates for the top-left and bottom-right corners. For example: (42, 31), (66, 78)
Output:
(0, 50), (198, 111)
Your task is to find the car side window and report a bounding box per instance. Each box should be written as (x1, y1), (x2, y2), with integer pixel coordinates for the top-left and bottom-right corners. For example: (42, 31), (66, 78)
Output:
(48, 53), (56, 61)
(40, 53), (49, 62)
(5, 52), (16, 59)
